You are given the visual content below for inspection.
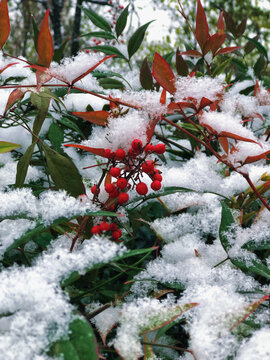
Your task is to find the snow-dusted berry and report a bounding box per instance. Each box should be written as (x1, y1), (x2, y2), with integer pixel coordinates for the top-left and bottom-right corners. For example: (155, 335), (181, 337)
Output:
(151, 180), (162, 191)
(136, 182), (148, 195)
(110, 167), (121, 178)
(118, 192), (129, 204)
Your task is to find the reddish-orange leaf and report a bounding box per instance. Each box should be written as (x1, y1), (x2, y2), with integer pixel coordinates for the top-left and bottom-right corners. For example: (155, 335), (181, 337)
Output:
(146, 117), (160, 142)
(37, 9), (54, 68)
(210, 101), (217, 111)
(152, 53), (176, 94)
(218, 136), (229, 154)
(244, 150), (270, 164)
(199, 97), (213, 109)
(215, 46), (241, 56)
(0, 0), (10, 49)
(0, 62), (18, 74)
(254, 80), (260, 96)
(71, 55), (116, 85)
(210, 33), (226, 56)
(64, 144), (107, 158)
(217, 11), (225, 33)
(72, 111), (110, 126)
(219, 131), (259, 145)
(4, 88), (26, 115)
(105, 172), (112, 186)
(195, 0), (210, 52)
(230, 295), (269, 331)
(178, 49), (202, 58)
(160, 88), (166, 105)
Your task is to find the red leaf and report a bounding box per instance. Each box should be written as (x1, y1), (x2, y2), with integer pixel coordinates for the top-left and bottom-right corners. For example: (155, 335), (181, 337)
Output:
(219, 131), (259, 145)
(199, 97), (213, 109)
(210, 101), (217, 111)
(0, 62), (18, 74)
(215, 46), (241, 56)
(218, 136), (229, 154)
(195, 0), (210, 52)
(178, 50), (202, 58)
(64, 144), (107, 158)
(4, 88), (26, 115)
(146, 117), (160, 143)
(254, 80), (260, 97)
(152, 53), (176, 94)
(210, 33), (226, 56)
(244, 150), (270, 164)
(105, 172), (112, 186)
(217, 11), (225, 33)
(0, 0), (10, 49)
(72, 111), (110, 126)
(71, 55), (116, 85)
(230, 295), (269, 331)
(37, 9), (54, 68)
(160, 88), (166, 105)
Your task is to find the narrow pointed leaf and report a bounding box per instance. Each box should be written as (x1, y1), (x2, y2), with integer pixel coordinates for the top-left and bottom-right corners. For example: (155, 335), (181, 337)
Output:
(15, 143), (36, 187)
(140, 58), (154, 90)
(53, 38), (70, 63)
(217, 11), (225, 32)
(128, 21), (154, 59)
(218, 131), (259, 144)
(219, 201), (235, 251)
(82, 7), (112, 33)
(99, 77), (125, 89)
(0, 62), (18, 74)
(146, 118), (160, 143)
(176, 50), (189, 76)
(37, 9), (54, 67)
(199, 97), (212, 109)
(152, 52), (176, 94)
(30, 92), (50, 142)
(4, 88), (26, 115)
(244, 150), (270, 164)
(0, 0), (10, 49)
(223, 11), (237, 37)
(178, 49), (202, 58)
(243, 36), (268, 60)
(231, 258), (270, 280)
(210, 33), (226, 55)
(90, 45), (127, 60)
(195, 0), (209, 51)
(64, 144), (107, 158)
(0, 141), (21, 153)
(218, 136), (229, 154)
(115, 4), (129, 38)
(31, 15), (39, 51)
(43, 143), (85, 197)
(81, 31), (115, 40)
(235, 18), (247, 37)
(215, 46), (241, 56)
(72, 110), (109, 126)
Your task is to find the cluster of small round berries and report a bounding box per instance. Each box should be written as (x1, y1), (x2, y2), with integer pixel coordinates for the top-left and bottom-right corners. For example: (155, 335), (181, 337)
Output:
(91, 221), (122, 241)
(91, 139), (165, 204)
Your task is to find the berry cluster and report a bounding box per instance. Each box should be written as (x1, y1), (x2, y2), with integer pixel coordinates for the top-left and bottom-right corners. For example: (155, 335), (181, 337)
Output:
(91, 221), (122, 242)
(90, 139), (166, 205)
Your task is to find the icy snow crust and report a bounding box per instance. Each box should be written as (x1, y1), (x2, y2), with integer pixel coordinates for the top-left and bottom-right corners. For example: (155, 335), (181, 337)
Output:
(1, 56), (270, 360)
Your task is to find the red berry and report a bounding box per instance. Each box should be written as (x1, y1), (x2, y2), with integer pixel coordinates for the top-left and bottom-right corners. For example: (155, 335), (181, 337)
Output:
(91, 225), (101, 234)
(117, 178), (128, 189)
(105, 148), (115, 158)
(111, 229), (122, 240)
(142, 160), (155, 174)
(85, 49), (90, 53)
(105, 183), (116, 193)
(109, 222), (118, 231)
(144, 143), (154, 153)
(100, 222), (110, 232)
(154, 143), (166, 154)
(151, 180), (161, 191)
(91, 185), (100, 194)
(110, 167), (121, 178)
(109, 205), (115, 211)
(153, 173), (162, 181)
(115, 148), (126, 160)
(136, 182), (148, 195)
(118, 192), (129, 204)
(131, 139), (143, 152)
(109, 189), (119, 198)
(128, 148), (137, 158)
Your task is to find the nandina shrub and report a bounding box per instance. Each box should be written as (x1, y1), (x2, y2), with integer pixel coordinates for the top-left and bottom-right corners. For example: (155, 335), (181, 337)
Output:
(0, 0), (270, 359)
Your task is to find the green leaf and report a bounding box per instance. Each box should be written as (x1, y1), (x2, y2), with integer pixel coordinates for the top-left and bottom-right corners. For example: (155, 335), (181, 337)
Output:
(254, 55), (267, 77)
(90, 45), (127, 60)
(0, 141), (21, 153)
(92, 70), (131, 88)
(128, 21), (154, 59)
(48, 122), (64, 151)
(53, 38), (70, 64)
(231, 258), (270, 280)
(30, 91), (50, 142)
(242, 238), (270, 251)
(140, 58), (154, 90)
(219, 201), (235, 252)
(42, 143), (85, 197)
(231, 58), (248, 73)
(80, 30), (115, 40)
(98, 77), (125, 89)
(115, 4), (129, 38)
(69, 318), (98, 360)
(212, 58), (231, 77)
(48, 339), (79, 360)
(57, 116), (85, 138)
(243, 36), (268, 60)
(82, 7), (112, 32)
(15, 142), (36, 187)
(31, 15), (39, 51)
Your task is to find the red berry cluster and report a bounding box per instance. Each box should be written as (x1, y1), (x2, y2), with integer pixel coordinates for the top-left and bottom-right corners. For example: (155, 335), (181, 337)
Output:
(91, 221), (122, 242)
